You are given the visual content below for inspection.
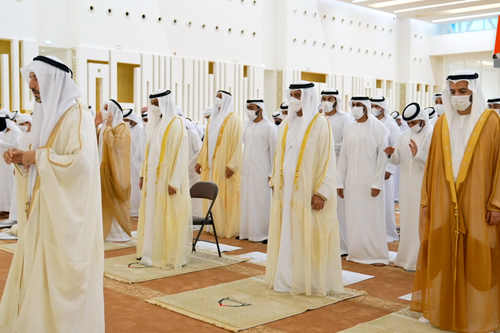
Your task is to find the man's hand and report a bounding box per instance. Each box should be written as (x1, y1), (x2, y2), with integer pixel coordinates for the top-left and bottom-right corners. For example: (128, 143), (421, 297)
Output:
(106, 112), (113, 126)
(486, 210), (500, 226)
(168, 186), (177, 195)
(225, 167), (234, 179)
(3, 148), (23, 165)
(311, 194), (326, 211)
(385, 171), (392, 180)
(94, 113), (103, 128)
(195, 163), (202, 175)
(371, 188), (381, 197)
(384, 146), (395, 156)
(337, 188), (344, 199)
(409, 139), (418, 157)
(22, 150), (37, 168)
(139, 177), (144, 190)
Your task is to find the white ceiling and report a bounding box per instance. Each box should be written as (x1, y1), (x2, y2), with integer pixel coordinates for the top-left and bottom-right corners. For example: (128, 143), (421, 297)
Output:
(337, 0), (500, 24)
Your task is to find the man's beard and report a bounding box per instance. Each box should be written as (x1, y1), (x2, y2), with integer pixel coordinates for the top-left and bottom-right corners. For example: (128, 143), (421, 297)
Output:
(35, 96), (41, 103)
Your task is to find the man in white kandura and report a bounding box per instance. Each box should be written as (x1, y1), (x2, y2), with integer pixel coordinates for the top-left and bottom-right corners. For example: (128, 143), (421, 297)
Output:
(370, 96), (400, 243)
(240, 99), (277, 244)
(98, 100), (132, 242)
(321, 89), (354, 256)
(4, 114), (32, 226)
(1, 55), (104, 332)
(123, 109), (144, 217)
(426, 107), (438, 126)
(136, 89), (192, 268)
(434, 93), (444, 117)
(266, 81), (344, 296)
(337, 96), (390, 266)
(487, 97), (500, 113)
(0, 116), (21, 216)
(385, 103), (433, 271)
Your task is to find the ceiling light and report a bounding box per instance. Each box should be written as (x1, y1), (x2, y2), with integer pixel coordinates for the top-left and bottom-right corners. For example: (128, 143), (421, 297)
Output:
(442, 3), (500, 14)
(432, 11), (500, 23)
(352, 0), (370, 3)
(45, 40), (52, 45)
(394, 0), (479, 13)
(371, 0), (425, 9)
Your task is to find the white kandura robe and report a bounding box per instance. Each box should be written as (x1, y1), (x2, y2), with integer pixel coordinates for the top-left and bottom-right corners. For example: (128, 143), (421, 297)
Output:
(0, 104), (104, 332)
(380, 116), (400, 242)
(390, 127), (432, 271)
(130, 123), (145, 217)
(186, 127), (203, 217)
(7, 132), (31, 223)
(393, 125), (409, 202)
(240, 119), (277, 242)
(338, 118), (389, 265)
(0, 129), (21, 212)
(326, 111), (354, 255)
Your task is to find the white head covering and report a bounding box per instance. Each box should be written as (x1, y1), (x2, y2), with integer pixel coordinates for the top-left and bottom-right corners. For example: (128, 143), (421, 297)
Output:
(244, 99), (271, 131)
(370, 96), (392, 119)
(284, 81), (319, 170)
(5, 119), (21, 132)
(272, 111), (283, 120)
(424, 107), (436, 120)
(349, 96), (387, 157)
(487, 96), (500, 108)
(390, 111), (401, 120)
(147, 89), (177, 141)
(0, 109), (19, 121)
(321, 89), (344, 113)
(15, 114), (32, 124)
(175, 106), (184, 117)
(20, 55), (80, 196)
(104, 99), (124, 128)
(203, 106), (213, 118)
(122, 108), (142, 125)
(442, 70), (487, 139)
(208, 90), (234, 167)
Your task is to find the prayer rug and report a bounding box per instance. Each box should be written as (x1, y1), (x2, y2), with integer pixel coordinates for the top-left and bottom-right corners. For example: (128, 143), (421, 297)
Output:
(147, 276), (365, 332)
(104, 251), (248, 284)
(0, 240), (136, 254)
(339, 308), (462, 332)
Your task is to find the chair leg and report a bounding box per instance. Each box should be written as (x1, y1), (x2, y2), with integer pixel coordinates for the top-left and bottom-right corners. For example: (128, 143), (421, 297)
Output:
(193, 224), (205, 252)
(211, 215), (221, 257)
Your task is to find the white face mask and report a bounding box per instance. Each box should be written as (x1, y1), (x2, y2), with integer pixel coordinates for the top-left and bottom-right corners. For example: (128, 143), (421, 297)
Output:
(282, 112), (288, 119)
(371, 108), (383, 117)
(246, 109), (259, 121)
(321, 101), (334, 113)
(410, 123), (423, 133)
(149, 105), (162, 117)
(214, 97), (223, 108)
(435, 104), (445, 115)
(451, 95), (472, 111)
(288, 97), (302, 113)
(352, 107), (365, 120)
(18, 125), (28, 133)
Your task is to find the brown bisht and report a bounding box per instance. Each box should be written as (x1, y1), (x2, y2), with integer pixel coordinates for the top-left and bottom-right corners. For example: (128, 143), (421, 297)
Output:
(411, 109), (500, 333)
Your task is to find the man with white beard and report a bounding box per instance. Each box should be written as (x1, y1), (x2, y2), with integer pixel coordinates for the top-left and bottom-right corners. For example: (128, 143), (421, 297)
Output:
(370, 96), (400, 243)
(337, 96), (389, 265)
(123, 109), (144, 217)
(321, 89), (353, 256)
(240, 99), (277, 244)
(384, 103), (433, 271)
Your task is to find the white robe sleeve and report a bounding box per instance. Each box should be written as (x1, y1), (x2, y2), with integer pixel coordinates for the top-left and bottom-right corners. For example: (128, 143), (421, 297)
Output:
(267, 124), (278, 177)
(411, 135), (431, 167)
(372, 132), (388, 190)
(315, 122), (336, 200)
(167, 126), (188, 191)
(0, 131), (21, 151)
(337, 137), (348, 190)
(388, 135), (403, 166)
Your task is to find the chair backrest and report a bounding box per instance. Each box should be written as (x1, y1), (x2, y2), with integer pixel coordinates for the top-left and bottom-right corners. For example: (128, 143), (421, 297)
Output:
(190, 181), (219, 201)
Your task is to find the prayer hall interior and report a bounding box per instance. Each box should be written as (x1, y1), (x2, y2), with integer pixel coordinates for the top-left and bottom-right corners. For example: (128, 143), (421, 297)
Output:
(1, 0), (500, 332)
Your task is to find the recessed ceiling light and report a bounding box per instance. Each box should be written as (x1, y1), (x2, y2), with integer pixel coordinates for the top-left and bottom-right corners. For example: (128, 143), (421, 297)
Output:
(432, 11), (500, 22)
(45, 40), (52, 45)
(394, 0), (479, 13)
(371, 0), (425, 9)
(441, 3), (500, 14)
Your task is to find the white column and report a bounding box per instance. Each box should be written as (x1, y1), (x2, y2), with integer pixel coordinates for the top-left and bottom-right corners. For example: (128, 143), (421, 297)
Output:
(0, 54), (10, 110)
(10, 39), (20, 112)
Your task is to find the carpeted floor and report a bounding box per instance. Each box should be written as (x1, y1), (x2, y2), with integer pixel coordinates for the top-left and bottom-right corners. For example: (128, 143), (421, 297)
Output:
(0, 214), (429, 333)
